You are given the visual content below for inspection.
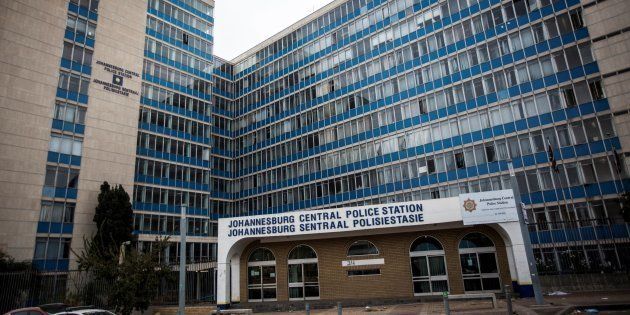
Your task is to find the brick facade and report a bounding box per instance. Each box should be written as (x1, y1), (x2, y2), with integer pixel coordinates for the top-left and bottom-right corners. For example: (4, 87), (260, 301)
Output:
(239, 225), (511, 302)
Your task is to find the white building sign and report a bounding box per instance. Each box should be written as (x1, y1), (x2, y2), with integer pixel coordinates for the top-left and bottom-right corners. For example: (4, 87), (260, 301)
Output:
(459, 189), (519, 225)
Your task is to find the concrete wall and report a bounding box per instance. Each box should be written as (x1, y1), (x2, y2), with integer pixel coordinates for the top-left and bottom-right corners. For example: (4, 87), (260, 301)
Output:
(238, 226), (511, 303)
(69, 0), (147, 268)
(0, 0), (68, 261)
(583, 0), (630, 153)
(0, 0), (147, 264)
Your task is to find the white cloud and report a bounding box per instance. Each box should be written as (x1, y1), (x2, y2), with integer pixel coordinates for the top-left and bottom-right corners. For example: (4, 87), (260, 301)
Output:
(213, 0), (334, 61)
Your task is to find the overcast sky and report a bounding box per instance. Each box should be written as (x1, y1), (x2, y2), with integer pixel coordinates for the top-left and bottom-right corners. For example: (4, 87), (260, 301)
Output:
(213, 0), (334, 61)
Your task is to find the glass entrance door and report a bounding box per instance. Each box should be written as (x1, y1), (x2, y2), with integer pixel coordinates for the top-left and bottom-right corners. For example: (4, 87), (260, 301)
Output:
(411, 254), (448, 294)
(247, 265), (277, 301)
(288, 262), (319, 300)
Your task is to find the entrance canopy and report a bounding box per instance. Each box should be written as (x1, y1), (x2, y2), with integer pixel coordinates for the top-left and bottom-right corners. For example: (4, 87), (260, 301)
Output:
(216, 189), (530, 305)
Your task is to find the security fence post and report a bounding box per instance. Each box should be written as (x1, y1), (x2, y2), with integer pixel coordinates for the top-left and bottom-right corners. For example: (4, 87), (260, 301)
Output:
(443, 291), (450, 315)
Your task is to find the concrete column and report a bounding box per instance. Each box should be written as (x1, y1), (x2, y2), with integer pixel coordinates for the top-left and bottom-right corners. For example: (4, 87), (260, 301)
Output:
(217, 261), (230, 306)
(230, 253), (241, 303)
(497, 222), (534, 296)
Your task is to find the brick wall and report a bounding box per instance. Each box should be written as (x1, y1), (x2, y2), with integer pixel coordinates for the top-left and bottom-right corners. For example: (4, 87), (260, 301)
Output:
(239, 225), (511, 302)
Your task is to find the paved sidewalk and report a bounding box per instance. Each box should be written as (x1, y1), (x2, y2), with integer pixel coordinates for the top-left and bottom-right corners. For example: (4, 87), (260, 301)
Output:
(254, 290), (630, 314)
(256, 300), (507, 315)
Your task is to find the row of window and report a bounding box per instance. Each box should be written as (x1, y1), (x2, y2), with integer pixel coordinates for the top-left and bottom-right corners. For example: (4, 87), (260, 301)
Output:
(143, 59), (212, 96)
(54, 101), (87, 125)
(240, 0), (570, 109)
(235, 75), (604, 180)
(66, 14), (96, 40)
(142, 82), (212, 117)
(44, 165), (80, 190)
(237, 44), (596, 159)
(137, 132), (211, 161)
(530, 199), (625, 228)
(148, 0), (213, 35)
(237, 110), (615, 194)
(69, 0), (99, 13)
(235, 0), (562, 108)
(62, 41), (93, 66)
(49, 134), (83, 157)
(147, 16), (213, 57)
(236, 149), (621, 214)
(139, 107), (211, 139)
(58, 71), (90, 95)
(133, 184), (210, 210)
(137, 241), (217, 264)
(34, 237), (71, 260)
(174, 0), (214, 18)
(133, 213), (215, 237)
(235, 9), (584, 137)
(39, 202), (75, 224)
(145, 37), (213, 75)
(135, 158), (211, 185)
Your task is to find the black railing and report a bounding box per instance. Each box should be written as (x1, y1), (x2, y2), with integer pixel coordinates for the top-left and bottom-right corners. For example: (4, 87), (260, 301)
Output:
(0, 269), (215, 313)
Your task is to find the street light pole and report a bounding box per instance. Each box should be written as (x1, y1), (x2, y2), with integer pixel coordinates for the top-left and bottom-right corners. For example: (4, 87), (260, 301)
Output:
(179, 205), (187, 315)
(508, 161), (544, 305)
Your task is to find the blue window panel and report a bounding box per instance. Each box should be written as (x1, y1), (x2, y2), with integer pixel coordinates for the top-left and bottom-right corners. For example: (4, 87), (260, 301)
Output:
(530, 192), (544, 204)
(529, 231), (540, 244)
(542, 190), (557, 203)
(580, 227), (596, 241)
(521, 155), (535, 167)
(589, 141), (605, 154)
(593, 99), (610, 112)
(612, 224), (629, 238)
(564, 228), (581, 242)
(551, 230), (567, 243)
(595, 226), (612, 239)
(579, 102), (595, 115)
(33, 259), (69, 272)
(503, 123), (516, 134)
(599, 181), (620, 195)
(574, 143), (590, 156)
(570, 186), (585, 199)
(539, 113), (553, 125)
(537, 231), (552, 244)
(534, 152), (548, 165)
(552, 110), (566, 122)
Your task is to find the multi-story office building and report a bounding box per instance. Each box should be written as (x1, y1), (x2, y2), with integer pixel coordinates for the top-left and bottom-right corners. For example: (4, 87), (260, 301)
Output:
(214, 0), (630, 305)
(0, 0), (216, 271)
(2, 0), (630, 306)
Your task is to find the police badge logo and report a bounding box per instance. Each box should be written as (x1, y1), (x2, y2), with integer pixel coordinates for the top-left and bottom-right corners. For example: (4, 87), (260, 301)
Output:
(463, 198), (477, 212)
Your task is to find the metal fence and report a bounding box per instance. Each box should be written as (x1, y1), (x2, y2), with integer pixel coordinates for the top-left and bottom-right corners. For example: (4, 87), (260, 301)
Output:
(0, 269), (215, 313)
(528, 218), (630, 275)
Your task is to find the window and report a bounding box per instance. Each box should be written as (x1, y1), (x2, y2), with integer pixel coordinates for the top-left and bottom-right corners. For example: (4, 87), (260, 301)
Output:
(49, 135), (82, 156)
(589, 80), (605, 100)
(288, 245), (319, 300)
(33, 237), (71, 260)
(39, 202), (75, 224)
(54, 102), (86, 124)
(459, 233), (501, 292)
(410, 236), (448, 295)
(348, 269), (380, 276)
(247, 248), (276, 302)
(347, 240), (379, 256)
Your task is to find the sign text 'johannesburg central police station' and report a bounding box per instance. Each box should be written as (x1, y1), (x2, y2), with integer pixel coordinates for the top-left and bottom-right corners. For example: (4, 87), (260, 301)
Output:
(226, 203), (424, 237)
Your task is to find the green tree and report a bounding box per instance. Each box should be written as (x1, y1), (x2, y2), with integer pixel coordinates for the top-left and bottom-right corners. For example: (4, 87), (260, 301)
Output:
(92, 182), (133, 256)
(76, 182), (173, 315)
(0, 249), (31, 272)
(77, 238), (173, 315)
